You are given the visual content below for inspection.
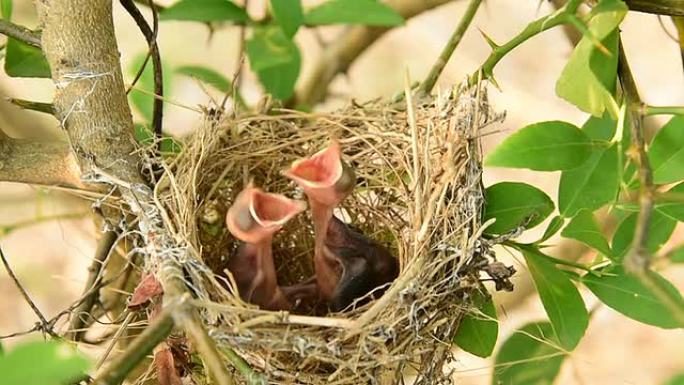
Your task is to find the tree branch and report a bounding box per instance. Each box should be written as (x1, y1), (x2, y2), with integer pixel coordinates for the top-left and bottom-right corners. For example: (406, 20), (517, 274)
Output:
(626, 0), (684, 16)
(468, 0), (584, 86)
(418, 0), (482, 95)
(40, 0), (145, 185)
(0, 245), (55, 336)
(119, 0), (164, 143)
(0, 19), (41, 48)
(0, 136), (83, 188)
(618, 40), (684, 326)
(293, 0), (457, 107)
(6, 98), (56, 115)
(92, 300), (176, 385)
(67, 230), (119, 341)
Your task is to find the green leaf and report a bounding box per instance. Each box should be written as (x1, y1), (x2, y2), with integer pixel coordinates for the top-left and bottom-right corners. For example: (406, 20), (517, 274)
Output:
(135, 124), (182, 154)
(611, 211), (676, 261)
(588, 0), (630, 17)
(582, 265), (684, 328)
(4, 38), (50, 78)
(454, 292), (498, 358)
(523, 248), (589, 350)
(492, 322), (566, 385)
(582, 113), (618, 141)
(305, 0), (404, 26)
(271, 0), (303, 38)
(558, 143), (618, 217)
(485, 121), (593, 171)
(1, 0), (12, 20)
(556, 23), (622, 116)
(561, 209), (612, 257)
(537, 215), (565, 243)
(483, 182), (554, 235)
(134, 123), (154, 145)
(663, 373), (684, 385)
(668, 245), (684, 263)
(246, 25), (297, 70)
(127, 53), (172, 123)
(0, 341), (90, 385)
(246, 25), (301, 99)
(159, 0), (250, 22)
(176, 65), (231, 93)
(655, 182), (684, 222)
(649, 115), (684, 184)
(160, 136), (183, 154)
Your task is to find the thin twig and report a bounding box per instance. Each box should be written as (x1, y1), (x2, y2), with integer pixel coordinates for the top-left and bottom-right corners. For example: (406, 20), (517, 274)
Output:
(0, 19), (41, 48)
(120, 0), (164, 144)
(6, 98), (55, 115)
(625, 0), (684, 16)
(221, 0), (250, 114)
(0, 245), (55, 336)
(67, 230), (119, 341)
(467, 0), (584, 86)
(618, 40), (684, 326)
(292, 0), (456, 107)
(418, 0), (482, 95)
(91, 299), (176, 385)
(642, 104), (684, 115)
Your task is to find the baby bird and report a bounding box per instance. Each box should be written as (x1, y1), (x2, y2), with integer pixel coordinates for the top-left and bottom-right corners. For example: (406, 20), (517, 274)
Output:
(284, 140), (399, 311)
(225, 184), (306, 310)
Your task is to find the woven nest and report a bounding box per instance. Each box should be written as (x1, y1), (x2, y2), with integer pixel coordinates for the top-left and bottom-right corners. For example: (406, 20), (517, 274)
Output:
(153, 84), (506, 384)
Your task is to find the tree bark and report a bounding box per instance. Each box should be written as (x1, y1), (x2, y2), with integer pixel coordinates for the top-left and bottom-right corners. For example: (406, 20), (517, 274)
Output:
(39, 0), (144, 185)
(0, 136), (82, 188)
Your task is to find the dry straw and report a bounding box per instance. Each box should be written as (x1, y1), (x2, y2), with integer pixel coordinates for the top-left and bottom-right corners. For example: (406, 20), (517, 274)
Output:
(150, 83), (505, 384)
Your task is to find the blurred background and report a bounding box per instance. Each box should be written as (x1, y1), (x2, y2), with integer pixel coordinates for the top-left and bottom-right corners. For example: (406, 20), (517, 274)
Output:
(0, 1), (683, 384)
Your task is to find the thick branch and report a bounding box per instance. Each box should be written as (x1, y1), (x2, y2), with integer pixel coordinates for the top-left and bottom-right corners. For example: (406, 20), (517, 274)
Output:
(293, 0), (456, 107)
(0, 19), (41, 48)
(626, 0), (684, 16)
(0, 136), (83, 187)
(40, 0), (144, 185)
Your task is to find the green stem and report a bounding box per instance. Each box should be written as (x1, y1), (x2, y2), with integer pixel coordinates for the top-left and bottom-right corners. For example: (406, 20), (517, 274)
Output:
(219, 346), (267, 385)
(92, 303), (175, 385)
(0, 19), (41, 48)
(642, 105), (684, 116)
(505, 241), (593, 272)
(467, 0), (584, 86)
(418, 0), (482, 94)
(618, 39), (684, 327)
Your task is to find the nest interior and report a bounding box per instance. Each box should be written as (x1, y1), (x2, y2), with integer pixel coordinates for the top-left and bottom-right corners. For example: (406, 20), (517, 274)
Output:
(155, 85), (504, 385)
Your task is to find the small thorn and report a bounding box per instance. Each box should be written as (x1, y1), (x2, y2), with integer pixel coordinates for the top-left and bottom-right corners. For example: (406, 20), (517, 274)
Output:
(486, 73), (502, 91)
(478, 28), (500, 50)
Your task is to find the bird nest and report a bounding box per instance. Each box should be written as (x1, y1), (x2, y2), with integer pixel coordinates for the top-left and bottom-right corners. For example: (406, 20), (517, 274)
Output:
(151, 84), (506, 384)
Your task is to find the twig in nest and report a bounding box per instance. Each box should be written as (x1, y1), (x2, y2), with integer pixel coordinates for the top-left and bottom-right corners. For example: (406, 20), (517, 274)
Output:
(618, 40), (684, 326)
(67, 230), (119, 341)
(0, 245), (56, 337)
(120, 0), (164, 144)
